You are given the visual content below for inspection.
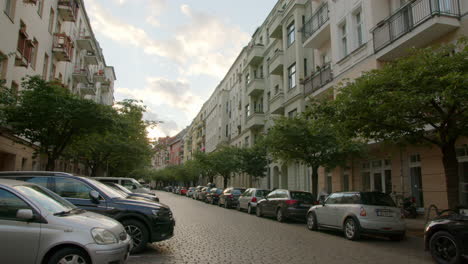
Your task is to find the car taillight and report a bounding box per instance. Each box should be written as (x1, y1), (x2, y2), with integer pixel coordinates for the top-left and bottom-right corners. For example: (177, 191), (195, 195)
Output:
(251, 197), (257, 203)
(285, 200), (299, 205)
(360, 207), (367, 217)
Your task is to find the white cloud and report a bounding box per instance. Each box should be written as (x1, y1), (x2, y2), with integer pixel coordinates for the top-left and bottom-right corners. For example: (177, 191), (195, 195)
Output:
(146, 16), (161, 27)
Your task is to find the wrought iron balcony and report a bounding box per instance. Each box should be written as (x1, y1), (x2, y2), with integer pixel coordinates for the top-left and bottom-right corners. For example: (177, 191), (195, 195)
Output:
(58, 0), (79, 22)
(303, 63), (332, 96)
(301, 3), (329, 46)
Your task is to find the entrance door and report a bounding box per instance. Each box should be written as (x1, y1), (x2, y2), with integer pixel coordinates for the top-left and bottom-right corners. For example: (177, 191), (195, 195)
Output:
(373, 173), (383, 192)
(410, 167), (424, 208)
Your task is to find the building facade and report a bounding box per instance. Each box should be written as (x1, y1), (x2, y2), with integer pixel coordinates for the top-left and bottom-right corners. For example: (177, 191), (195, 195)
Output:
(0, 0), (116, 172)
(179, 0), (468, 210)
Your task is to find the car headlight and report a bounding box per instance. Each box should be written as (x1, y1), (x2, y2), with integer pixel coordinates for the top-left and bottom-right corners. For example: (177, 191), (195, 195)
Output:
(91, 228), (118, 245)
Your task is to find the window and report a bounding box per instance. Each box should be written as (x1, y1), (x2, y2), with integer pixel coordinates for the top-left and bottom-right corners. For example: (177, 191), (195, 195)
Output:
(0, 52), (7, 79)
(42, 53), (49, 80)
(339, 23), (348, 57)
(4, 0), (16, 19)
(48, 8), (55, 34)
(0, 188), (30, 220)
(354, 10), (363, 47)
(274, 85), (279, 95)
(304, 58), (308, 76)
(37, 0), (44, 17)
(341, 193), (360, 204)
(245, 73), (250, 85)
(53, 177), (94, 199)
(288, 109), (297, 118)
(30, 39), (38, 69)
(325, 193), (342, 204)
(244, 136), (249, 147)
(245, 104), (250, 117)
(288, 63), (296, 89)
(287, 21), (295, 46)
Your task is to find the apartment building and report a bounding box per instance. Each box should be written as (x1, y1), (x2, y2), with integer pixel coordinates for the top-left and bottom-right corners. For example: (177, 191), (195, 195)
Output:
(152, 136), (173, 170)
(0, 0), (116, 172)
(179, 0), (468, 209)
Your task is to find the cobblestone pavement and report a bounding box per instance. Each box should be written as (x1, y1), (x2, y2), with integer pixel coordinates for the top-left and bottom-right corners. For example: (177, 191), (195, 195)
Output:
(128, 191), (433, 264)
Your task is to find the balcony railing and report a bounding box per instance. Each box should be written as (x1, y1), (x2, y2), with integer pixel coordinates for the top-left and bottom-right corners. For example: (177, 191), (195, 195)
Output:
(373, 0), (460, 52)
(52, 33), (73, 62)
(301, 3), (329, 43)
(58, 0), (79, 22)
(303, 63), (332, 95)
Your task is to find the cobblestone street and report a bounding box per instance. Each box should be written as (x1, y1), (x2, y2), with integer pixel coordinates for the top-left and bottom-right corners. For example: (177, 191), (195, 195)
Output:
(128, 191), (433, 264)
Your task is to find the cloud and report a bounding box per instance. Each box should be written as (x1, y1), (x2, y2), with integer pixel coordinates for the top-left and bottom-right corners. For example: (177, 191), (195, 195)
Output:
(143, 110), (180, 139)
(84, 0), (249, 78)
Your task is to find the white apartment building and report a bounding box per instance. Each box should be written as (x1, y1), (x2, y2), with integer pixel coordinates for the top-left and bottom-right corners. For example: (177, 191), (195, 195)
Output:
(182, 0), (468, 209)
(0, 0), (116, 172)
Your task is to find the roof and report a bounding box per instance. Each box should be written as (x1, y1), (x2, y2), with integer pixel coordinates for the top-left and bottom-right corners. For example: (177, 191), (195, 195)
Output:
(0, 171), (73, 176)
(0, 178), (34, 187)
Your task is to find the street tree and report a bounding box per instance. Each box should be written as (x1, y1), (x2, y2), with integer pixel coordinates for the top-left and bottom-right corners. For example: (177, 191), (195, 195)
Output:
(193, 151), (217, 183)
(4, 76), (114, 170)
(265, 108), (363, 195)
(210, 146), (241, 188)
(331, 38), (468, 208)
(238, 140), (268, 182)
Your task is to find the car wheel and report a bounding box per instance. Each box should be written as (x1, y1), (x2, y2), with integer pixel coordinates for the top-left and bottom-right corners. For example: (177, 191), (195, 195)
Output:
(247, 204), (253, 215)
(343, 218), (361, 241)
(276, 208), (285, 222)
(256, 205), (263, 217)
(429, 231), (461, 264)
(123, 219), (149, 254)
(47, 247), (90, 264)
(306, 212), (318, 231)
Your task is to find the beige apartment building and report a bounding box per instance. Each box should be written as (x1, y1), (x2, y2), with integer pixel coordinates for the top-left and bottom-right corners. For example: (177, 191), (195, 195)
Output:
(181, 0), (468, 210)
(0, 0), (116, 173)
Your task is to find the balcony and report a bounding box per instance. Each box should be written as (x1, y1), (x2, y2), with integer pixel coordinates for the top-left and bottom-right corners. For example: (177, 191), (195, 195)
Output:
(80, 84), (96, 95)
(302, 2), (330, 49)
(246, 78), (265, 97)
(52, 33), (73, 62)
(245, 112), (265, 130)
(268, 9), (284, 39)
(246, 44), (265, 66)
(372, 0), (461, 60)
(58, 0), (79, 22)
(303, 63), (333, 96)
(269, 92), (284, 115)
(100, 80), (111, 92)
(72, 66), (91, 84)
(83, 51), (98, 65)
(76, 31), (95, 51)
(269, 49), (284, 75)
(94, 69), (106, 82)
(15, 30), (32, 67)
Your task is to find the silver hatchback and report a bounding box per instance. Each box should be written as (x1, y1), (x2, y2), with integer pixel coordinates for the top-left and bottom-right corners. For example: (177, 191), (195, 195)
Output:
(0, 179), (132, 264)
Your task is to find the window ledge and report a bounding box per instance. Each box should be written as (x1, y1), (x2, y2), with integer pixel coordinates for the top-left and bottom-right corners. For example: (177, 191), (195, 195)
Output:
(336, 42), (368, 65)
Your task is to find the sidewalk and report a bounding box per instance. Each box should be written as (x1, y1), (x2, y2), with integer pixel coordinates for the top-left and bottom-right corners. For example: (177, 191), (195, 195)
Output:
(405, 217), (426, 238)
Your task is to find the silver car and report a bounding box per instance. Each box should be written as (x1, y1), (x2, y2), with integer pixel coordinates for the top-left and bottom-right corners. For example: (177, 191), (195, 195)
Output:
(237, 188), (270, 214)
(306, 192), (406, 241)
(0, 179), (132, 264)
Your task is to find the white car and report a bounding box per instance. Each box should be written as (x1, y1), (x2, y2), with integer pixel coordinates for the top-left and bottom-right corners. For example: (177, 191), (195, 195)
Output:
(306, 192), (406, 241)
(237, 188), (270, 214)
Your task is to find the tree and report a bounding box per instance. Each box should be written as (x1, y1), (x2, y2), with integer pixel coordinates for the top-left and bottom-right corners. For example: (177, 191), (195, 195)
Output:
(331, 39), (468, 208)
(210, 146), (241, 188)
(238, 140), (268, 183)
(4, 76), (114, 170)
(193, 151), (217, 183)
(265, 107), (363, 196)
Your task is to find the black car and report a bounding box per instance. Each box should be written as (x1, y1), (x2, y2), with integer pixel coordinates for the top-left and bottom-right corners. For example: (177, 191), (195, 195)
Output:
(256, 189), (315, 222)
(105, 182), (160, 202)
(425, 208), (468, 264)
(218, 187), (246, 209)
(0, 171), (175, 254)
(206, 188), (223, 205)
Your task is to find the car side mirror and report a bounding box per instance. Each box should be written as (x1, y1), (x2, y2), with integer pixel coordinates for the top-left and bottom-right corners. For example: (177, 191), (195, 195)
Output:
(16, 209), (34, 221)
(89, 190), (100, 204)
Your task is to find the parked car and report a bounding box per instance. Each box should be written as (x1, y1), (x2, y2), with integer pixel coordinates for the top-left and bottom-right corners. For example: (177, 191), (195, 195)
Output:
(179, 187), (188, 195)
(256, 189), (315, 222)
(164, 186), (173, 192)
(0, 171), (175, 253)
(306, 192), (406, 241)
(105, 182), (160, 202)
(193, 186), (204, 200)
(0, 179), (132, 264)
(94, 177), (154, 196)
(425, 207), (468, 264)
(206, 188), (223, 205)
(186, 187), (196, 198)
(218, 187), (246, 209)
(237, 188), (270, 214)
(198, 187), (210, 202)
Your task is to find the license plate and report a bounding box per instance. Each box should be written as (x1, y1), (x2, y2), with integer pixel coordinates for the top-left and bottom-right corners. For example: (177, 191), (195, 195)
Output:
(376, 209), (393, 217)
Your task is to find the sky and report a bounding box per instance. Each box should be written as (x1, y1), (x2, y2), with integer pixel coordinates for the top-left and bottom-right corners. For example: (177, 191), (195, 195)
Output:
(82, 0), (278, 140)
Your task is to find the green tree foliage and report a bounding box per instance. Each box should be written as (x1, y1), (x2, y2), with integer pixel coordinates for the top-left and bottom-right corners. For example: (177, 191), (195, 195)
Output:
(237, 139), (268, 181)
(193, 151), (217, 183)
(4, 76), (114, 170)
(329, 39), (468, 208)
(265, 105), (363, 195)
(209, 146), (241, 188)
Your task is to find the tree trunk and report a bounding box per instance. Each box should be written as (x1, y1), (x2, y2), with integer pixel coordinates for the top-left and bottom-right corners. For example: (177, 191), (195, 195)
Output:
(209, 175), (214, 183)
(223, 175), (228, 189)
(311, 165), (319, 196)
(45, 155), (56, 171)
(441, 143), (460, 209)
(90, 165), (98, 177)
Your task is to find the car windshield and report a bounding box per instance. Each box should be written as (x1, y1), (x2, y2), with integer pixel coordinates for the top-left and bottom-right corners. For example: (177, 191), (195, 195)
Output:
(361, 193), (396, 207)
(14, 185), (76, 215)
(290, 192), (315, 201)
(106, 184), (130, 196)
(233, 189), (246, 195)
(115, 184), (132, 194)
(256, 190), (270, 197)
(87, 178), (126, 199)
(131, 179), (143, 188)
